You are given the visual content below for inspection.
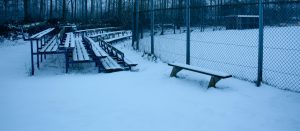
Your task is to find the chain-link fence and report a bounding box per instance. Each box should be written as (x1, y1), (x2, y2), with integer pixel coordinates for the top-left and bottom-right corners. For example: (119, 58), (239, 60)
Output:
(133, 0), (300, 92)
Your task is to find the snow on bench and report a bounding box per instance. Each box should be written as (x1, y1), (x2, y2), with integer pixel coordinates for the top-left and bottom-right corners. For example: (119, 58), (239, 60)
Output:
(100, 56), (123, 72)
(100, 41), (137, 70)
(64, 33), (75, 48)
(124, 58), (138, 67)
(73, 38), (90, 62)
(30, 28), (55, 39)
(84, 36), (108, 58)
(86, 39), (124, 72)
(75, 27), (118, 36)
(168, 63), (232, 88)
(104, 34), (132, 43)
(39, 36), (58, 53)
(89, 30), (128, 38)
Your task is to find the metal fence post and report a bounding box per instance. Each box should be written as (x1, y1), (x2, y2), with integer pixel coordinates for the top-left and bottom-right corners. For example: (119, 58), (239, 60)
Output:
(151, 0), (154, 54)
(135, 0), (139, 50)
(186, 0), (191, 65)
(257, 0), (264, 86)
(132, 1), (135, 49)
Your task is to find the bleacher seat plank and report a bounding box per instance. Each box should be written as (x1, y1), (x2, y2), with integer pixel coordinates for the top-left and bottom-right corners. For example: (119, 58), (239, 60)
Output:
(64, 33), (75, 48)
(84, 37), (108, 58)
(104, 34), (132, 43)
(78, 40), (90, 61)
(124, 58), (138, 66)
(30, 28), (55, 39)
(40, 36), (58, 53)
(101, 57), (122, 70)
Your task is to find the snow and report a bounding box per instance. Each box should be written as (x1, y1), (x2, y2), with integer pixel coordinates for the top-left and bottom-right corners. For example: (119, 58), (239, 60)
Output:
(0, 39), (300, 131)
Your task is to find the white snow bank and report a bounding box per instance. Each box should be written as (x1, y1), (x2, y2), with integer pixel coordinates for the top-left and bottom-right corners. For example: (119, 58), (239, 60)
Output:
(0, 39), (299, 131)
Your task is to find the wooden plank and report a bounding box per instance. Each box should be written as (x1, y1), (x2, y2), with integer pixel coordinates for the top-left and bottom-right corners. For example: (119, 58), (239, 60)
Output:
(70, 33), (75, 48)
(101, 57), (122, 70)
(45, 40), (57, 52)
(76, 40), (84, 61)
(30, 28), (55, 39)
(124, 58), (138, 66)
(89, 30), (128, 38)
(64, 33), (70, 48)
(78, 40), (90, 61)
(104, 34), (132, 43)
(85, 36), (108, 58)
(73, 41), (79, 61)
(40, 36), (56, 52)
(75, 27), (117, 34)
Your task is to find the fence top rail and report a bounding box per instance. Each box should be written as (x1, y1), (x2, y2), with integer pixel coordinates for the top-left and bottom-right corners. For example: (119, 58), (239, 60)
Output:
(30, 28), (55, 40)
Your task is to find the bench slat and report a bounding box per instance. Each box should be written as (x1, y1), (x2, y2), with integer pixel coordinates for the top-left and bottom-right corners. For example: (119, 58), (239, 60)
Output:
(40, 36), (57, 53)
(73, 41), (80, 61)
(104, 34), (132, 43)
(30, 28), (55, 39)
(124, 58), (138, 66)
(46, 38), (58, 52)
(78, 40), (90, 61)
(101, 57), (122, 70)
(84, 37), (108, 58)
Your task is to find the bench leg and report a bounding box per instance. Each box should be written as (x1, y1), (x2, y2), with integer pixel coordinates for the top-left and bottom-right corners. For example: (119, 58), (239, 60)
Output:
(170, 67), (182, 77)
(65, 51), (69, 73)
(208, 76), (221, 88)
(36, 40), (40, 69)
(40, 39), (43, 62)
(30, 40), (34, 75)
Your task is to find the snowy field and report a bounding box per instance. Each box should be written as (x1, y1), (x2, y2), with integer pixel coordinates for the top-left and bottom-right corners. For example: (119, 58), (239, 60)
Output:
(140, 26), (300, 91)
(0, 39), (300, 131)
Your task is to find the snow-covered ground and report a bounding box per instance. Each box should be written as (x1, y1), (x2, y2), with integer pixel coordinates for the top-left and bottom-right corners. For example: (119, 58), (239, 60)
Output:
(0, 39), (300, 131)
(140, 26), (300, 92)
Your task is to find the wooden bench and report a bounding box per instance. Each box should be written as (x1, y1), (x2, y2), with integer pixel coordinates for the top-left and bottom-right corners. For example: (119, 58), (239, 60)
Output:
(29, 28), (56, 75)
(168, 63), (232, 88)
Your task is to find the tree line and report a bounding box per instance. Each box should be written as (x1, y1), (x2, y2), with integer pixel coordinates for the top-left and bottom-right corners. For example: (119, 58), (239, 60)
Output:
(0, 0), (134, 24)
(0, 0), (299, 26)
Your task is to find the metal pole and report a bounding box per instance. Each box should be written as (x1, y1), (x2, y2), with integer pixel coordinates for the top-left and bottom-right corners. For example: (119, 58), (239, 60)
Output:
(132, 0), (135, 48)
(257, 0), (264, 86)
(186, 0), (190, 65)
(151, 0), (154, 54)
(135, 0), (139, 50)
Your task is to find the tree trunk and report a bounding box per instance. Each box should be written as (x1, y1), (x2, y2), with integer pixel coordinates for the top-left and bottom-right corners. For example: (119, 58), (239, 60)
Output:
(24, 0), (30, 22)
(85, 0), (88, 23)
(50, 0), (53, 19)
(62, 0), (66, 20)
